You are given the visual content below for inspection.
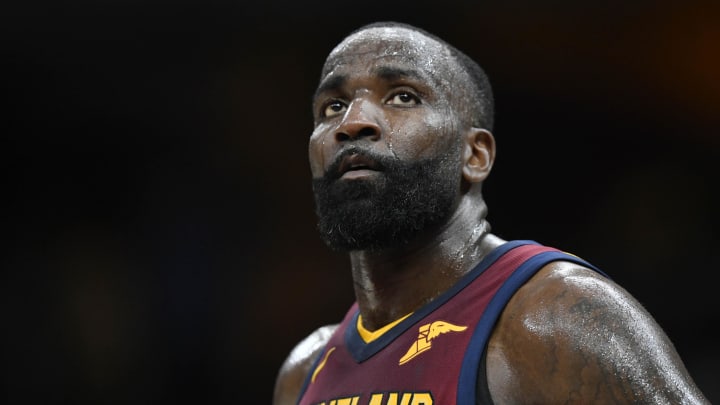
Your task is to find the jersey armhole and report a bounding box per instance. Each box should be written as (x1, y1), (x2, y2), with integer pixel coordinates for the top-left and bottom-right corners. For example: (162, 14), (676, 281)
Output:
(476, 348), (494, 405)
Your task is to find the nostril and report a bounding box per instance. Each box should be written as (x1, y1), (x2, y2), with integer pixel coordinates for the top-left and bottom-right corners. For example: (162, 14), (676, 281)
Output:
(357, 127), (378, 138)
(335, 126), (379, 142)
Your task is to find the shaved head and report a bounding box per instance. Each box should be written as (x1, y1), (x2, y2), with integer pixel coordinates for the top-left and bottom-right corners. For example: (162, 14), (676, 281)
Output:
(321, 22), (494, 131)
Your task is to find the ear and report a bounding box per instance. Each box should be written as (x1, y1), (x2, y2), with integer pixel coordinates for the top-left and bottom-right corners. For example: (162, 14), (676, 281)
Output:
(462, 128), (495, 183)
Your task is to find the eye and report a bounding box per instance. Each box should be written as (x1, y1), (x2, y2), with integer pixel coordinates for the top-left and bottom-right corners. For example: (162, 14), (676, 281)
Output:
(323, 100), (347, 118)
(386, 92), (420, 106)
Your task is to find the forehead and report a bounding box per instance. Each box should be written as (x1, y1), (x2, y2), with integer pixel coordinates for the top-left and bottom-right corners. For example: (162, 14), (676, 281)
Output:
(320, 27), (460, 87)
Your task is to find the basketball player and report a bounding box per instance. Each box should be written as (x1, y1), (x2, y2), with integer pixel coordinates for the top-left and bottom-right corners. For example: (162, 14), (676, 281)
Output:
(273, 22), (710, 404)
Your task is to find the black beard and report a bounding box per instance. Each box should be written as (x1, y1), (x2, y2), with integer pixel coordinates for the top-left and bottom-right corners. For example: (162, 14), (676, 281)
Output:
(311, 147), (461, 252)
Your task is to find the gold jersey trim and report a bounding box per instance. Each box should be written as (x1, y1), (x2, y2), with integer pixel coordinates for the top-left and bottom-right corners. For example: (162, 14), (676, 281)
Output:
(356, 313), (413, 343)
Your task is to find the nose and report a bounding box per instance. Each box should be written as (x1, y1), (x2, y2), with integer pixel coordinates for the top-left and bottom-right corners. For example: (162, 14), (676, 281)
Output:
(335, 99), (381, 142)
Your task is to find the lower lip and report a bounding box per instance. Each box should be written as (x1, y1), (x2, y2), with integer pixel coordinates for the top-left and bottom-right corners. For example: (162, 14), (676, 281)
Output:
(340, 169), (380, 180)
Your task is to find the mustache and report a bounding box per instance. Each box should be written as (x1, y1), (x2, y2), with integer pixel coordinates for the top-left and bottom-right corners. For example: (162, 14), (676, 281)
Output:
(323, 147), (392, 181)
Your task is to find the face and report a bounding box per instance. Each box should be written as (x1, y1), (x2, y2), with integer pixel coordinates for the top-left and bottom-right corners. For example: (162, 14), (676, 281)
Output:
(309, 27), (472, 251)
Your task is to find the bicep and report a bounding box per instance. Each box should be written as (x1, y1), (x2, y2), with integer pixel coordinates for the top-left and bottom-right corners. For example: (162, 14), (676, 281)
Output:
(273, 325), (338, 405)
(487, 263), (708, 404)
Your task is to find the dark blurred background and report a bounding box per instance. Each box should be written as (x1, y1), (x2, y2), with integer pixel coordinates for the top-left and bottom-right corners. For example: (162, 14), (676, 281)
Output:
(3, 0), (719, 403)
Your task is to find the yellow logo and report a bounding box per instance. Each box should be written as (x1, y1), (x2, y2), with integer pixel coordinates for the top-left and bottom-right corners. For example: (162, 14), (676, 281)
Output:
(398, 321), (467, 365)
(315, 391), (432, 405)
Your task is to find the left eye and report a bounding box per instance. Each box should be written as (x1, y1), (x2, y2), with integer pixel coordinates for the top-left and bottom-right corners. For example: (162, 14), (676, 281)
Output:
(386, 92), (420, 106)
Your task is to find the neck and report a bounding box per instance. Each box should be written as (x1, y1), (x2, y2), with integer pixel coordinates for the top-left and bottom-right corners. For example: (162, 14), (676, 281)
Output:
(348, 197), (503, 331)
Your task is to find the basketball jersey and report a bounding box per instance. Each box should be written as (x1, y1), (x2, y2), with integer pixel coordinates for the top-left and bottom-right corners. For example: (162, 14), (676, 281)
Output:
(296, 240), (605, 405)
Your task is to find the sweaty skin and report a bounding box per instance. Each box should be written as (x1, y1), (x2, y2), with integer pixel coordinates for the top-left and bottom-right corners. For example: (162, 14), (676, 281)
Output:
(274, 26), (710, 404)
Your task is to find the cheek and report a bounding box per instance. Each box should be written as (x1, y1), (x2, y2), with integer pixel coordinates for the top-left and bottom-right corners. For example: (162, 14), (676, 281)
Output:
(387, 110), (458, 159)
(308, 125), (330, 178)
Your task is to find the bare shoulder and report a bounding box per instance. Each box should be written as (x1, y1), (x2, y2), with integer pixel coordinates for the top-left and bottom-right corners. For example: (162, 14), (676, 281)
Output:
(273, 324), (338, 405)
(486, 260), (709, 404)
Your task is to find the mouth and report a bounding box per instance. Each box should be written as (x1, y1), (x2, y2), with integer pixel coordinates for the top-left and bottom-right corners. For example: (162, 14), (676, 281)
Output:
(337, 153), (382, 180)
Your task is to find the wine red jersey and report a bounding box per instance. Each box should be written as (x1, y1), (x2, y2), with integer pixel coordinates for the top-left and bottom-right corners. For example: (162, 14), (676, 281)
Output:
(297, 240), (605, 405)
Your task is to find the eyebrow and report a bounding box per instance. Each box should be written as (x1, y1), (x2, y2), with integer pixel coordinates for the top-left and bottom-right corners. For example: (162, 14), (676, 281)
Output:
(313, 66), (427, 101)
(314, 74), (347, 100)
(372, 66), (425, 83)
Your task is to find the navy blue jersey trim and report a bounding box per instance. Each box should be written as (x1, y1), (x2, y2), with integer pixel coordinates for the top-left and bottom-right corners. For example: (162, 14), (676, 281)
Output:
(345, 240), (540, 363)
(295, 345), (329, 405)
(456, 251), (604, 404)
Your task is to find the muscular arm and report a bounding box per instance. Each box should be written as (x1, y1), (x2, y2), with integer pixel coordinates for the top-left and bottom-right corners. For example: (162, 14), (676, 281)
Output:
(486, 262), (709, 404)
(273, 325), (338, 405)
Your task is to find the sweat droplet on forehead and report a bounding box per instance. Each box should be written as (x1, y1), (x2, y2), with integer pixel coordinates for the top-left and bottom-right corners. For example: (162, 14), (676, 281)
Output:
(322, 27), (455, 79)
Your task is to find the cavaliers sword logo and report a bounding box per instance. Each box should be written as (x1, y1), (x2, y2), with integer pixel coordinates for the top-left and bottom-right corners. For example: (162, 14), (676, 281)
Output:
(398, 320), (467, 365)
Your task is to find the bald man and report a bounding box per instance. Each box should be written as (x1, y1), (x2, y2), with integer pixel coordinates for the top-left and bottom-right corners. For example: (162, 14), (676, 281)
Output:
(273, 22), (709, 405)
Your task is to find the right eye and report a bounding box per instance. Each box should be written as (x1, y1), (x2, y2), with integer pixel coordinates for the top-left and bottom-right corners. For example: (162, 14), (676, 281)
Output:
(323, 101), (347, 118)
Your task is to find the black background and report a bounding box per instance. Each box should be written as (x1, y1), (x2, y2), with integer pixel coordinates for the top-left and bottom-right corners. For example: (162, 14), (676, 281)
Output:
(4, 0), (719, 403)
